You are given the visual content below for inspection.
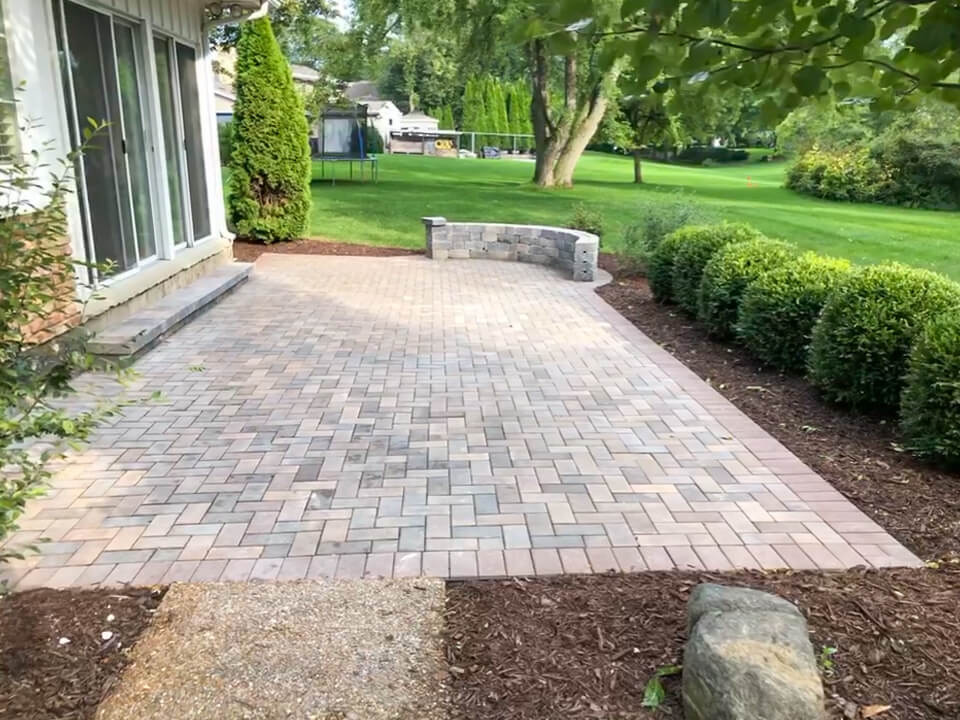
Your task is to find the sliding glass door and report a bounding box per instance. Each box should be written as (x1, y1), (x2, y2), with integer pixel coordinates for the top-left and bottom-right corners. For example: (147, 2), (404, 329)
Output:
(153, 36), (189, 247)
(155, 35), (211, 245)
(54, 0), (156, 276)
(176, 44), (211, 240)
(114, 21), (156, 260)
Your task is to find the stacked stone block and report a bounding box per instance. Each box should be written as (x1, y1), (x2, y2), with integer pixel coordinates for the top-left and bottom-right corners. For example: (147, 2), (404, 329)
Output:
(422, 216), (599, 282)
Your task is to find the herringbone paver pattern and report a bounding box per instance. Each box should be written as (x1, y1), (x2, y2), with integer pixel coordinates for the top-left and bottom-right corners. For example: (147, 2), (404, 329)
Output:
(3, 256), (918, 589)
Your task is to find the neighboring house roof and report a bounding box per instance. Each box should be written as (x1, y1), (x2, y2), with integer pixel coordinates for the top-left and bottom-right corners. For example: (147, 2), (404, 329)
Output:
(345, 80), (380, 101)
(290, 63), (321, 84)
(402, 111), (437, 121)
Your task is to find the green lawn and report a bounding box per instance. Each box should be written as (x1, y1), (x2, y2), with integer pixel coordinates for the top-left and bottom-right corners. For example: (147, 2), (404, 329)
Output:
(305, 152), (960, 278)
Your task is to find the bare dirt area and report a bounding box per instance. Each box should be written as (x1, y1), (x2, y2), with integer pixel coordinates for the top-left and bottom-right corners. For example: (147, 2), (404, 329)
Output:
(0, 586), (163, 719)
(234, 237), (423, 263)
(445, 568), (960, 720)
(596, 271), (960, 564)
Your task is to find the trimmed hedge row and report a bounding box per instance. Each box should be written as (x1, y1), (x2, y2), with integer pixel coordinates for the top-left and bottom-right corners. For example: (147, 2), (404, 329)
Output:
(901, 314), (960, 467)
(699, 238), (796, 339)
(649, 221), (960, 466)
(737, 253), (852, 372)
(669, 223), (765, 315)
(807, 264), (960, 412)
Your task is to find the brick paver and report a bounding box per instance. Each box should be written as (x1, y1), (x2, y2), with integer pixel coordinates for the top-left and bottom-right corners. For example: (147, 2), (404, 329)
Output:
(2, 256), (919, 589)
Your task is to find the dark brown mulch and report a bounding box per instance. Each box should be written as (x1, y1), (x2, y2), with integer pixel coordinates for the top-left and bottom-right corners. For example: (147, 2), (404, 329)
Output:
(234, 237), (423, 263)
(596, 275), (960, 563)
(0, 587), (164, 719)
(445, 568), (960, 720)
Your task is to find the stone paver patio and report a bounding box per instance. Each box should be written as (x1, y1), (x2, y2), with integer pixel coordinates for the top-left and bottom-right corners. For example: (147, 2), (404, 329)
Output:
(4, 255), (917, 590)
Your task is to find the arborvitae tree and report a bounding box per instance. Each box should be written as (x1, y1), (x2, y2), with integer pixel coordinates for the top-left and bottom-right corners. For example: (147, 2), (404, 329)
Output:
(491, 80), (509, 149)
(461, 77), (486, 150)
(481, 75), (500, 147)
(227, 17), (311, 243)
(440, 105), (455, 130)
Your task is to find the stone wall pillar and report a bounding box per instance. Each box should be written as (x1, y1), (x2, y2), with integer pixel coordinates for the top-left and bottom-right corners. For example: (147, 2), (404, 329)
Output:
(421, 216), (449, 260)
(573, 237), (599, 282)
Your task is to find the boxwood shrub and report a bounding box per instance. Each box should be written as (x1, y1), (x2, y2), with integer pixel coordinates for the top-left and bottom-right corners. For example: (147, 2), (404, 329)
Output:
(671, 223), (766, 316)
(808, 264), (960, 412)
(737, 252), (852, 372)
(697, 238), (797, 339)
(900, 314), (960, 466)
(647, 230), (686, 303)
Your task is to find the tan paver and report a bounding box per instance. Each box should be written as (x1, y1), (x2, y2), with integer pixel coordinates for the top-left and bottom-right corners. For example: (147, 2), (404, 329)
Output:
(1, 256), (918, 589)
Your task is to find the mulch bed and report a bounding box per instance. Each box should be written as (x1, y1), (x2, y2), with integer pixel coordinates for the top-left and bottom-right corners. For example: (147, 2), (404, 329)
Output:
(446, 568), (960, 720)
(0, 587), (164, 719)
(595, 268), (960, 563)
(234, 237), (423, 263)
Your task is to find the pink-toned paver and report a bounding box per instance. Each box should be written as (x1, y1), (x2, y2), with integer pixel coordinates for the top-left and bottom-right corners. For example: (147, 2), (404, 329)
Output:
(1, 255), (919, 590)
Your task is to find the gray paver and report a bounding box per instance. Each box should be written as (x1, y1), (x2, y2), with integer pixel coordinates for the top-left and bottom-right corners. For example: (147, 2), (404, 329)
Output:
(1, 256), (918, 590)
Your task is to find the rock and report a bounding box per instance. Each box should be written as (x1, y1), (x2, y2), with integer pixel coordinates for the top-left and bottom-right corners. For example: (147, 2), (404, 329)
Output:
(683, 585), (825, 720)
(687, 583), (802, 634)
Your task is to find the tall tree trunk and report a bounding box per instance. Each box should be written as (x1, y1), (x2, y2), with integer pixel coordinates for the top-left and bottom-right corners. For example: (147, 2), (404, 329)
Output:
(633, 149), (643, 183)
(530, 39), (552, 186)
(528, 44), (621, 188)
(552, 92), (610, 187)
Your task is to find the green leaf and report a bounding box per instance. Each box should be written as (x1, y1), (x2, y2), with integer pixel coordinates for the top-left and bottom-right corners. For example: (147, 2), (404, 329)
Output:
(632, 53), (663, 85)
(838, 13), (875, 43)
(792, 65), (827, 95)
(642, 675), (666, 708)
(816, 5), (840, 27)
(641, 664), (682, 709)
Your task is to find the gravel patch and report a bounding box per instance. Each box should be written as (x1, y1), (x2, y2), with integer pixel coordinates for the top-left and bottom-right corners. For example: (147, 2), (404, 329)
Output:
(96, 579), (448, 720)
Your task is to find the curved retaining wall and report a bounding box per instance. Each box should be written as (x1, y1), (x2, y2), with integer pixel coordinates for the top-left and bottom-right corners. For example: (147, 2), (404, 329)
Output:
(421, 216), (599, 282)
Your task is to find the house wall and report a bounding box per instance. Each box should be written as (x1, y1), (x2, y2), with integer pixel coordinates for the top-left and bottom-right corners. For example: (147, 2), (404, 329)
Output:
(369, 106), (402, 150)
(4, 0), (232, 339)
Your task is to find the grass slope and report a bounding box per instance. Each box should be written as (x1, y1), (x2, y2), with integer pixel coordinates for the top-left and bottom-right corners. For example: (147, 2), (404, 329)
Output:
(306, 152), (960, 278)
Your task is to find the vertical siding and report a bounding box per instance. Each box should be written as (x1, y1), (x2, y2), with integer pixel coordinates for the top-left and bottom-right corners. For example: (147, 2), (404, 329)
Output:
(101, 0), (203, 43)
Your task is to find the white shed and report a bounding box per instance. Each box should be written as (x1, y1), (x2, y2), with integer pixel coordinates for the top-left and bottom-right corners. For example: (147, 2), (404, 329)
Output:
(399, 111), (439, 133)
(362, 100), (403, 149)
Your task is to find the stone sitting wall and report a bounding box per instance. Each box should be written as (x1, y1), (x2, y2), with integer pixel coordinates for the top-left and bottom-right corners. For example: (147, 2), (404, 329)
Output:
(421, 216), (599, 281)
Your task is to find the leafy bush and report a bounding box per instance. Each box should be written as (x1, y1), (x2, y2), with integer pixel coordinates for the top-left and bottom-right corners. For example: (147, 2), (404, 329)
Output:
(808, 264), (960, 412)
(227, 17), (311, 243)
(618, 192), (714, 276)
(900, 314), (960, 466)
(218, 121), (235, 166)
(567, 202), (605, 245)
(647, 231), (686, 303)
(1, 123), (121, 562)
(786, 138), (960, 210)
(872, 135), (960, 209)
(737, 252), (852, 372)
(697, 238), (796, 339)
(671, 223), (766, 316)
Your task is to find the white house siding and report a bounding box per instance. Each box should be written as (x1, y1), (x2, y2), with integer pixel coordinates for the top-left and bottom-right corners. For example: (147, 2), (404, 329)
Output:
(101, 0), (201, 42)
(4, 0), (230, 317)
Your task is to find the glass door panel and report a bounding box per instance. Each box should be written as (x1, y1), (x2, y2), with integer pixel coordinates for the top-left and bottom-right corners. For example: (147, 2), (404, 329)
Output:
(175, 43), (211, 240)
(114, 22), (156, 260)
(154, 36), (189, 247)
(60, 0), (137, 273)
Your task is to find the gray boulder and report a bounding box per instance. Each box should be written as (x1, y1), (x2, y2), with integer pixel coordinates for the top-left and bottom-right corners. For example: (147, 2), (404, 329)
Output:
(683, 585), (825, 720)
(687, 583), (803, 634)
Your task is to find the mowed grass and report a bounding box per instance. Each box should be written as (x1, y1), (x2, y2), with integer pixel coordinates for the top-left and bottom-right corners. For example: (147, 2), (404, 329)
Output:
(305, 152), (960, 278)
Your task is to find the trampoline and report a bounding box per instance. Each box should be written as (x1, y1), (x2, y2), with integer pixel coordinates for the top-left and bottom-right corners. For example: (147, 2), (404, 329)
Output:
(313, 104), (379, 185)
